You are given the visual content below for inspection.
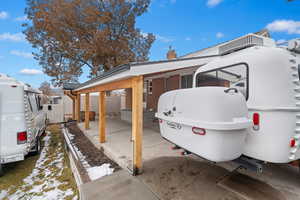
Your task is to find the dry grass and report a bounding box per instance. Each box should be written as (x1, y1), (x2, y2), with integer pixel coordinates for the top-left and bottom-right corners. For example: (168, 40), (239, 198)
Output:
(47, 125), (78, 198)
(0, 124), (78, 199)
(0, 148), (39, 191)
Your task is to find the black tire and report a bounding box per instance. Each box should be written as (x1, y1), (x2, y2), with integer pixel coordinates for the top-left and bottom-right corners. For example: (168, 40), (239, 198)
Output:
(0, 164), (4, 177)
(31, 137), (41, 155)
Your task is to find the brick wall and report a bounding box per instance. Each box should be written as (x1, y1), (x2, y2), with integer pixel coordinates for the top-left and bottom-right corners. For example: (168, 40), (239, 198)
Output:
(146, 75), (180, 111)
(124, 74), (181, 111)
(166, 75), (180, 91)
(147, 78), (165, 110)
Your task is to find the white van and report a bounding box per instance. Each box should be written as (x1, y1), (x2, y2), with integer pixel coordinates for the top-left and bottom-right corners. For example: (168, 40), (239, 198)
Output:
(0, 74), (47, 176)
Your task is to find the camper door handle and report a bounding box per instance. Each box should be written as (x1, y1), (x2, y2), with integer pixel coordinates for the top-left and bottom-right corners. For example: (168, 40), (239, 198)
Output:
(224, 88), (238, 93)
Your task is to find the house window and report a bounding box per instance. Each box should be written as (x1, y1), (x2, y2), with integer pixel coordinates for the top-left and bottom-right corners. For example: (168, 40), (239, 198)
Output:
(181, 74), (193, 88)
(148, 80), (153, 95)
(196, 63), (249, 99)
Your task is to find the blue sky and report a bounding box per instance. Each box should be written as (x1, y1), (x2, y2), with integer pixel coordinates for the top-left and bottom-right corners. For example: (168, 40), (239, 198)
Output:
(0, 0), (300, 88)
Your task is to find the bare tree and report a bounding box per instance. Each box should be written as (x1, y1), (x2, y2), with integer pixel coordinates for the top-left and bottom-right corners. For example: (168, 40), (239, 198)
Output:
(39, 81), (52, 104)
(39, 81), (52, 96)
(24, 0), (155, 86)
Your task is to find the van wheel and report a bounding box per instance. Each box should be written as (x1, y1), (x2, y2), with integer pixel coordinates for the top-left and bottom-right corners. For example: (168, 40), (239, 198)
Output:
(32, 137), (41, 155)
(0, 164), (4, 177)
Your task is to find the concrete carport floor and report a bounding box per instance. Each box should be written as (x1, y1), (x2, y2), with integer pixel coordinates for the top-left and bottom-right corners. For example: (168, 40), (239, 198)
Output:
(78, 119), (180, 170)
(78, 118), (300, 200)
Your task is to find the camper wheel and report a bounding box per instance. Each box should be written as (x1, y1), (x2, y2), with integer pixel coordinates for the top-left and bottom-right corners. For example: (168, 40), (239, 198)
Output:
(0, 164), (3, 177)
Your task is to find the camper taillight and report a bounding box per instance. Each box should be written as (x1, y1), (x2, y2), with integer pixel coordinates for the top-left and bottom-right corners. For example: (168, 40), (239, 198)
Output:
(253, 113), (260, 130)
(290, 139), (296, 148)
(17, 131), (27, 144)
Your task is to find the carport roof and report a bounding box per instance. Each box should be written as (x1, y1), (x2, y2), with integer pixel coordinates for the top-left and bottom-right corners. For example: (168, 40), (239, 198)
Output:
(73, 54), (219, 92)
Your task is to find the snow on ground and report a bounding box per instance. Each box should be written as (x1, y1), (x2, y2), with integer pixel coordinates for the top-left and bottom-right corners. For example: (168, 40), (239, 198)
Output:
(87, 164), (114, 181)
(1, 131), (78, 200)
(66, 131), (90, 169)
(66, 129), (115, 181)
(0, 191), (7, 200)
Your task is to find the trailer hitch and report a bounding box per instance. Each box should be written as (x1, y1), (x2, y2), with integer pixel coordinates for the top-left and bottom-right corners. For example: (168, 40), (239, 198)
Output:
(233, 156), (263, 173)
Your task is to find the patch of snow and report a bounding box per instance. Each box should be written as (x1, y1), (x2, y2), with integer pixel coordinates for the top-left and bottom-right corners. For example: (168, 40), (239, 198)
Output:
(87, 164), (114, 181)
(67, 132), (75, 140)
(0, 190), (7, 199)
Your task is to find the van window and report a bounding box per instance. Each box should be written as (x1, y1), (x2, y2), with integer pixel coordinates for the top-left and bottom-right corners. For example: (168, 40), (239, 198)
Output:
(298, 64), (300, 81)
(29, 93), (38, 113)
(196, 63), (249, 99)
(26, 94), (33, 112)
(35, 95), (42, 110)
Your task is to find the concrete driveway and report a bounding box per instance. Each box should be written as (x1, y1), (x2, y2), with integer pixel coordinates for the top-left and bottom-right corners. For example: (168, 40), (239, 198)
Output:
(78, 119), (300, 200)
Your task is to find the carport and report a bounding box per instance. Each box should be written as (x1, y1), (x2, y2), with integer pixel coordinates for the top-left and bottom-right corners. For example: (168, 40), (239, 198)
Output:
(64, 55), (217, 175)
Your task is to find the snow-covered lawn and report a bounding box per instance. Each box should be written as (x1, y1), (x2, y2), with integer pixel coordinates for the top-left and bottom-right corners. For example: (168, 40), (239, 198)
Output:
(0, 127), (78, 200)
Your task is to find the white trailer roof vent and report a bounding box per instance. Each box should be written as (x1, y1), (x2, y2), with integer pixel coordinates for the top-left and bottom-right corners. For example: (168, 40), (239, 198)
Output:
(219, 34), (264, 55)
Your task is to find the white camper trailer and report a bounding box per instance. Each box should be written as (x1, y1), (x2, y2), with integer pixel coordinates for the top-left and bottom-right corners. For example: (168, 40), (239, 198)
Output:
(0, 74), (47, 175)
(156, 35), (300, 166)
(156, 87), (252, 162)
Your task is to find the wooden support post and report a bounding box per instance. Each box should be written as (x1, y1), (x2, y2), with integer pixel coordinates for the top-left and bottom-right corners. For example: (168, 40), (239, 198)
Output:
(76, 94), (81, 122)
(99, 91), (106, 143)
(84, 93), (90, 130)
(132, 76), (143, 175)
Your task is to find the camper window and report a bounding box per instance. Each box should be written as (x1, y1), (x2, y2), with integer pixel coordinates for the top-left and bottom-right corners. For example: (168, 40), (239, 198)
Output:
(196, 63), (249, 99)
